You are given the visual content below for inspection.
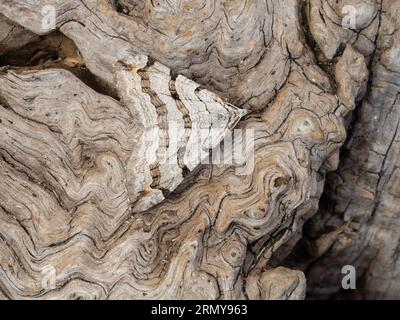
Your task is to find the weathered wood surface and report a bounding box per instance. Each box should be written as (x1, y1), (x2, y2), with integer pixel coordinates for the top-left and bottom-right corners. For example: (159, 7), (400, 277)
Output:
(0, 14), (38, 56)
(283, 0), (400, 300)
(0, 0), (397, 300)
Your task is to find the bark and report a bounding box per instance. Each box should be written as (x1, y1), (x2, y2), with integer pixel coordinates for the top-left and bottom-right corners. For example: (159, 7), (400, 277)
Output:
(0, 0), (398, 300)
(284, 0), (400, 300)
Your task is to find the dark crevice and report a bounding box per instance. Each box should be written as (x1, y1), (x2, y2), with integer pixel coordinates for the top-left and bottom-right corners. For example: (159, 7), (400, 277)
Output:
(109, 0), (146, 19)
(282, 0), (383, 300)
(298, 0), (337, 92)
(0, 31), (119, 100)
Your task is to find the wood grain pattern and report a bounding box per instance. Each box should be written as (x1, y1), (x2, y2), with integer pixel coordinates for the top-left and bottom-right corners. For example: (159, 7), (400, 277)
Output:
(284, 0), (400, 300)
(1, 0), (393, 300)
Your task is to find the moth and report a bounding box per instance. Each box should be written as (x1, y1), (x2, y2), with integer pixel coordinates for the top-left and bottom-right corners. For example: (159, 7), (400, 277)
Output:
(115, 55), (247, 212)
